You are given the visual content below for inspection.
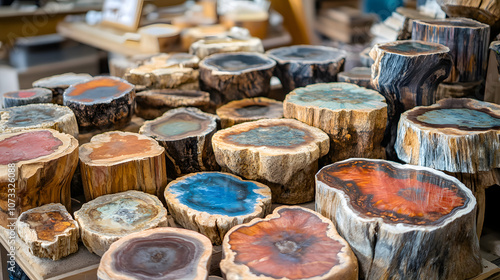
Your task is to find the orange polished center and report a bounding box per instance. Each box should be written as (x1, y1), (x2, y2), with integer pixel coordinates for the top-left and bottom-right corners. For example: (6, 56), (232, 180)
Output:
(89, 134), (154, 160)
(21, 211), (75, 242)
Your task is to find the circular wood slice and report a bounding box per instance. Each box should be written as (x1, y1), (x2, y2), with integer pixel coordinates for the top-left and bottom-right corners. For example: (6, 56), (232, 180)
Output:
(74, 190), (168, 256)
(0, 129), (78, 227)
(16, 203), (79, 260)
(33, 73), (92, 104)
(284, 83), (387, 164)
(63, 76), (135, 132)
(216, 97), (283, 128)
(164, 172), (272, 245)
(79, 131), (167, 201)
(490, 41), (500, 74)
(316, 158), (481, 280)
(125, 65), (199, 90)
(212, 118), (329, 204)
(437, 0), (500, 26)
(139, 107), (219, 178)
(189, 36), (264, 59)
(148, 52), (200, 68)
(199, 52), (276, 105)
(0, 103), (79, 138)
(266, 45), (346, 92)
(337, 67), (373, 89)
(98, 227), (212, 280)
(2, 88), (52, 108)
(220, 206), (358, 280)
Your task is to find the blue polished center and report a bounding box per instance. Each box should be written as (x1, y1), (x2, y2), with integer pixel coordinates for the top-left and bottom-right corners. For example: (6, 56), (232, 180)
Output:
(7, 107), (63, 127)
(228, 125), (307, 147)
(416, 108), (500, 128)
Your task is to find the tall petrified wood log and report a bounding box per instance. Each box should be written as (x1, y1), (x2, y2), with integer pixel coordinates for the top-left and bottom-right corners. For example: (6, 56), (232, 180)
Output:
(74, 190), (168, 256)
(220, 206), (358, 280)
(0, 129), (78, 227)
(266, 45), (346, 92)
(212, 118), (329, 204)
(189, 36), (264, 59)
(337, 67), (373, 89)
(33, 73), (92, 104)
(436, 0), (500, 26)
(316, 158), (482, 280)
(16, 203), (79, 260)
(164, 172), (272, 245)
(98, 227), (212, 280)
(2, 88), (52, 108)
(139, 107), (219, 177)
(216, 97), (283, 128)
(79, 131), (167, 201)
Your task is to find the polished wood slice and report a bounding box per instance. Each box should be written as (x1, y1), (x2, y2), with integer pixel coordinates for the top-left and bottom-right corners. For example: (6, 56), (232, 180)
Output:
(189, 36), (264, 59)
(0, 129), (78, 227)
(139, 107), (219, 178)
(437, 0), (500, 26)
(316, 158), (481, 280)
(164, 172), (272, 245)
(284, 83), (387, 164)
(216, 97), (283, 128)
(33, 73), (92, 104)
(266, 45), (346, 92)
(125, 65), (199, 91)
(221, 206), (358, 280)
(17, 203), (79, 260)
(98, 227), (212, 280)
(212, 118), (329, 204)
(79, 131), (167, 201)
(2, 88), (52, 108)
(74, 190), (168, 256)
(337, 67), (373, 89)
(490, 41), (500, 74)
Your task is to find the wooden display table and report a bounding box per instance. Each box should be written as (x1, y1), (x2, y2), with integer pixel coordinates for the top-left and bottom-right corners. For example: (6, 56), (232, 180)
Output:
(216, 97), (283, 128)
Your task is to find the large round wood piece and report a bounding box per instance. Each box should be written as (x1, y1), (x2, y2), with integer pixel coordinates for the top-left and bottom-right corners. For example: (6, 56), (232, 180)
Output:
(216, 97), (283, 128)
(436, 0), (500, 26)
(316, 158), (481, 280)
(2, 88), (52, 108)
(337, 67), (373, 89)
(32, 73), (92, 104)
(189, 36), (264, 59)
(221, 206), (358, 280)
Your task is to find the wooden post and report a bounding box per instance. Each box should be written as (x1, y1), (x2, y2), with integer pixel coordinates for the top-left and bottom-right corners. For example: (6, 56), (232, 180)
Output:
(189, 37), (264, 59)
(32, 73), (92, 105)
(436, 0), (500, 26)
(2, 88), (52, 108)
(337, 67), (373, 89)
(216, 97), (283, 128)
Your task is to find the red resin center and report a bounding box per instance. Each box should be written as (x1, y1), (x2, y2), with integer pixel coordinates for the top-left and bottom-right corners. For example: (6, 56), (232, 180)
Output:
(0, 131), (63, 164)
(17, 91), (37, 98)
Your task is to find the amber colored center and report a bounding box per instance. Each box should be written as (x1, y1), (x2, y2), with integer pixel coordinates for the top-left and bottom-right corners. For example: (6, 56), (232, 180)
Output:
(20, 211), (74, 242)
(0, 131), (62, 164)
(66, 78), (132, 102)
(88, 134), (154, 161)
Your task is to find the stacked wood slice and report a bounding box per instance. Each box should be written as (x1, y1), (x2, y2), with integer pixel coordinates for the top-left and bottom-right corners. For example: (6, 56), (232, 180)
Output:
(32, 73), (92, 104)
(371, 7), (436, 42)
(337, 67), (373, 89)
(437, 0), (500, 26)
(216, 97), (283, 128)
(2, 88), (52, 108)
(189, 36), (264, 59)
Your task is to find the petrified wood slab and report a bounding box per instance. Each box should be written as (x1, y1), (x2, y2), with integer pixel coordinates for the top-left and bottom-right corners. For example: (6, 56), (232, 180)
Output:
(125, 66), (199, 90)
(74, 190), (168, 256)
(0, 103), (79, 138)
(189, 36), (264, 59)
(139, 107), (219, 178)
(436, 80), (484, 100)
(0, 129), (78, 227)
(148, 52), (200, 68)
(216, 97), (283, 128)
(337, 67), (373, 89)
(79, 131), (167, 201)
(284, 83), (387, 164)
(360, 47), (374, 67)
(212, 118), (329, 204)
(316, 158), (481, 280)
(436, 0), (500, 26)
(16, 203), (79, 260)
(220, 206), (358, 280)
(33, 73), (92, 104)
(98, 227), (212, 280)
(2, 88), (52, 108)
(164, 172), (272, 245)
(63, 76), (135, 132)
(490, 41), (500, 74)
(266, 45), (346, 92)
(199, 52), (276, 105)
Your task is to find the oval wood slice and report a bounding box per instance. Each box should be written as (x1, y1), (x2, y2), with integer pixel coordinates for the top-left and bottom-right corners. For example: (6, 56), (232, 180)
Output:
(74, 190), (168, 256)
(2, 88), (52, 108)
(316, 158), (481, 280)
(148, 52), (200, 68)
(125, 65), (199, 90)
(437, 0), (500, 26)
(266, 45), (346, 92)
(33, 73), (92, 104)
(79, 131), (167, 201)
(164, 172), (272, 245)
(221, 206), (358, 280)
(212, 118), (329, 204)
(0, 129), (78, 227)
(216, 97), (283, 128)
(98, 227), (212, 280)
(139, 107), (219, 178)
(337, 67), (373, 89)
(16, 203), (79, 260)
(189, 36), (264, 59)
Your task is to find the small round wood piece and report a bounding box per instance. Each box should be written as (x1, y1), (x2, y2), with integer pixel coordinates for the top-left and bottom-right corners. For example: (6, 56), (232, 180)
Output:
(216, 97), (283, 128)
(164, 172), (272, 245)
(212, 118), (329, 204)
(98, 227), (212, 280)
(337, 67), (373, 89)
(63, 76), (135, 132)
(79, 131), (168, 201)
(32, 73), (92, 104)
(220, 206), (358, 280)
(266, 45), (346, 92)
(148, 52), (200, 68)
(316, 158), (481, 280)
(125, 66), (199, 90)
(139, 107), (219, 177)
(2, 88), (52, 108)
(437, 0), (500, 26)
(189, 36), (264, 59)
(16, 203), (79, 260)
(74, 190), (168, 256)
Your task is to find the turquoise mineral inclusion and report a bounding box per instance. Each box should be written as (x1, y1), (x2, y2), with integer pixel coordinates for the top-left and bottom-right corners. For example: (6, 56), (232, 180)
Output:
(152, 120), (202, 137)
(96, 198), (152, 225)
(228, 125), (307, 147)
(417, 108), (500, 129)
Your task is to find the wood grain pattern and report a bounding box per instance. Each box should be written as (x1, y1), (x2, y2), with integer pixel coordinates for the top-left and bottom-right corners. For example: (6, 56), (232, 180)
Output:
(216, 97), (283, 128)
(2, 88), (52, 108)
(436, 0), (500, 26)
(32, 73), (92, 105)
(490, 41), (500, 74)
(125, 66), (199, 91)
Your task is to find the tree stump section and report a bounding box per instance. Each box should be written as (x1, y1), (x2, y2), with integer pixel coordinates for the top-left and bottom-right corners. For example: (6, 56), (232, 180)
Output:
(2, 88), (52, 108)
(32, 73), (92, 104)
(360, 47), (374, 67)
(0, 103), (79, 138)
(220, 206), (358, 280)
(189, 36), (264, 59)
(125, 66), (199, 91)
(164, 172), (272, 245)
(216, 97), (283, 128)
(147, 52), (200, 68)
(266, 45), (346, 93)
(436, 0), (500, 26)
(98, 227), (212, 280)
(284, 83), (387, 164)
(316, 158), (482, 280)
(0, 129), (78, 227)
(199, 52), (276, 105)
(435, 80), (484, 100)
(16, 203), (79, 260)
(490, 41), (500, 74)
(139, 107), (219, 178)
(79, 131), (167, 201)
(74, 190), (168, 256)
(212, 118), (329, 204)
(63, 76), (135, 132)
(337, 67), (373, 89)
